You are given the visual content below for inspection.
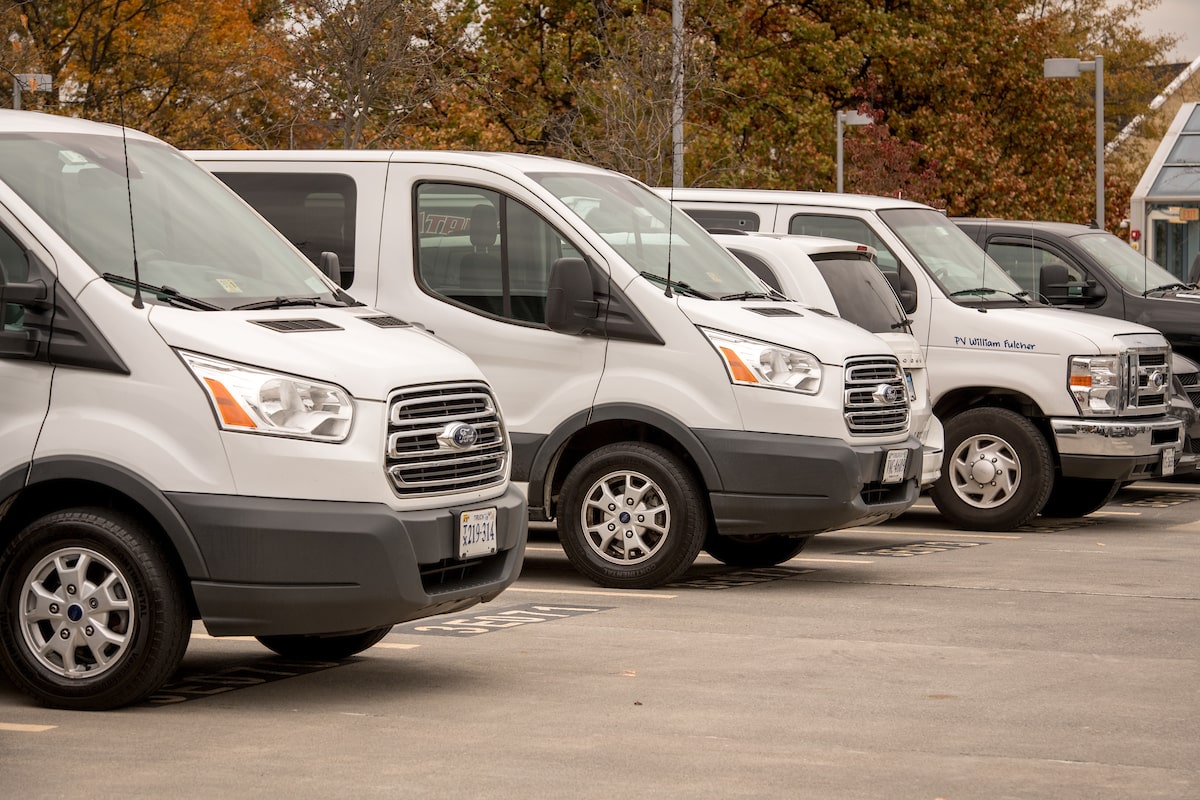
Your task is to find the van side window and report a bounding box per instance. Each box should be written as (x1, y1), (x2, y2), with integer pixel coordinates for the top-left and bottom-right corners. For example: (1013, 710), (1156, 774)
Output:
(213, 172), (357, 288)
(787, 214), (900, 273)
(727, 249), (783, 292)
(0, 225), (30, 330)
(682, 208), (761, 232)
(415, 183), (580, 325)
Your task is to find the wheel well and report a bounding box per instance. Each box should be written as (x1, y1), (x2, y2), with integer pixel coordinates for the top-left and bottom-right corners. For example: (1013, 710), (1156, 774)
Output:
(0, 479), (199, 619)
(934, 388), (1057, 457)
(545, 420), (709, 522)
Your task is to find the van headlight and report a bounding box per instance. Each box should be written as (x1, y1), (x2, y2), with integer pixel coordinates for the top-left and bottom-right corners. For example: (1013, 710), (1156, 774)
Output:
(179, 351), (354, 441)
(1069, 355), (1125, 416)
(701, 328), (822, 395)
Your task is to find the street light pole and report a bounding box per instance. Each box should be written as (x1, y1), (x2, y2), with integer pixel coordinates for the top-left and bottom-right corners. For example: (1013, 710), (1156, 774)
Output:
(835, 109), (872, 193)
(1044, 56), (1105, 229)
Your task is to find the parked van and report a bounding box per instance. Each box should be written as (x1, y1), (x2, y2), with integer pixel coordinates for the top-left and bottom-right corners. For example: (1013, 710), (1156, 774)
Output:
(709, 231), (943, 488)
(191, 150), (923, 588)
(0, 112), (527, 710)
(954, 218), (1200, 469)
(664, 188), (1183, 530)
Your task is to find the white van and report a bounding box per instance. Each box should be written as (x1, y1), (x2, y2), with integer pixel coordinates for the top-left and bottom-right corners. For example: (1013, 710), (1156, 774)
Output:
(0, 112), (527, 710)
(190, 150), (923, 588)
(665, 188), (1183, 530)
(709, 232), (942, 489)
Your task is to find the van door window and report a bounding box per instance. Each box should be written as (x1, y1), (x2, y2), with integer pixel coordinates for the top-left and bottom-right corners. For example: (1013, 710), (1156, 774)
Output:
(787, 213), (901, 273)
(985, 241), (1082, 297)
(0, 225), (29, 330)
(415, 183), (580, 325)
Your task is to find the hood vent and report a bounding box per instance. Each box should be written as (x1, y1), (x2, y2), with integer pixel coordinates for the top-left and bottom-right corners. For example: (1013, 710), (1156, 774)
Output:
(360, 315), (411, 328)
(746, 307), (801, 317)
(251, 318), (343, 332)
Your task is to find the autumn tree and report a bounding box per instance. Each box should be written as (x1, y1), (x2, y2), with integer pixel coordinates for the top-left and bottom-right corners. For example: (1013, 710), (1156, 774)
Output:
(1, 0), (294, 148)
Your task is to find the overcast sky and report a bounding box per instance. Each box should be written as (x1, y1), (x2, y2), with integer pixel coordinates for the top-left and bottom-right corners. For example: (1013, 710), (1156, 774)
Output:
(1124, 0), (1199, 63)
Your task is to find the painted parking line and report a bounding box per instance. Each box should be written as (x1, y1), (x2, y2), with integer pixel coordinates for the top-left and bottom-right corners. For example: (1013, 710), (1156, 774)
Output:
(843, 528), (1022, 539)
(393, 604), (613, 637)
(506, 586), (677, 599)
(0, 722), (56, 732)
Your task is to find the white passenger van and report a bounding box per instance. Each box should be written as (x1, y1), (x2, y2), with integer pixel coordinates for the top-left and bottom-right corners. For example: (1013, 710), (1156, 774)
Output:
(191, 150), (923, 589)
(665, 189), (1183, 529)
(0, 112), (527, 710)
(709, 232), (942, 489)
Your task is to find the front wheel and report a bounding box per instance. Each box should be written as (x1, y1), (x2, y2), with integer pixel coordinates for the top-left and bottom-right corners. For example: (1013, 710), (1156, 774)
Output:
(558, 442), (707, 588)
(255, 626), (393, 660)
(1040, 477), (1121, 518)
(930, 407), (1053, 531)
(704, 533), (811, 568)
(0, 509), (190, 710)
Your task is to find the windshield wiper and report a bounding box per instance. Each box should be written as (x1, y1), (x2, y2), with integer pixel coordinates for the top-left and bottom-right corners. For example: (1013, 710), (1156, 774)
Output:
(948, 287), (1032, 304)
(102, 273), (221, 311)
(638, 271), (715, 300)
(232, 296), (348, 311)
(1144, 282), (1191, 296)
(719, 290), (786, 301)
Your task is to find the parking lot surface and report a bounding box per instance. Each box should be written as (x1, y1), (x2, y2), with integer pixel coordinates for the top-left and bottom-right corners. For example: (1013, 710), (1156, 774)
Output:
(1, 480), (1198, 799)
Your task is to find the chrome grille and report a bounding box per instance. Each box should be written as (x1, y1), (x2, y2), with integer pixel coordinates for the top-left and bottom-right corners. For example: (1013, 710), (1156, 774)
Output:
(385, 382), (508, 496)
(1129, 350), (1170, 411)
(843, 356), (910, 435)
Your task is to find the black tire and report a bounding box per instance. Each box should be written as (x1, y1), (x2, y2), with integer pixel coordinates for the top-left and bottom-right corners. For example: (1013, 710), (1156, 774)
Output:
(1040, 477), (1121, 518)
(0, 508), (190, 711)
(558, 442), (707, 588)
(704, 533), (811, 568)
(255, 626), (393, 660)
(930, 407), (1053, 531)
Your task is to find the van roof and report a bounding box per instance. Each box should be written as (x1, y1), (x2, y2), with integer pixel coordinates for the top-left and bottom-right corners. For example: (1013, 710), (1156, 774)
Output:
(190, 148), (615, 178)
(0, 109), (157, 142)
(953, 218), (1098, 238)
(658, 186), (933, 212)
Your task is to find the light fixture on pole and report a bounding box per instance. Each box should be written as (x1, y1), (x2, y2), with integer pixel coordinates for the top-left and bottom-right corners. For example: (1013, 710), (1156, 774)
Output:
(836, 109), (872, 193)
(1044, 56), (1104, 228)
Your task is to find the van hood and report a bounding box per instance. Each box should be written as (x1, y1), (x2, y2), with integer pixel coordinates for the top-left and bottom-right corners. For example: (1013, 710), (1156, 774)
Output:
(147, 306), (485, 401)
(676, 298), (896, 364)
(935, 302), (1170, 354)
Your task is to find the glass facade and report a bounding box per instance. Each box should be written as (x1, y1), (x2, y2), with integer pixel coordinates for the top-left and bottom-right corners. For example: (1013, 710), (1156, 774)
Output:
(1132, 103), (1200, 281)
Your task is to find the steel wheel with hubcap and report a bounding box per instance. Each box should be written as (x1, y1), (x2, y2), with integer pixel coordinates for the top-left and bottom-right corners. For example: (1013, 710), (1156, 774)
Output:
(0, 509), (190, 710)
(930, 407), (1053, 531)
(558, 442), (707, 588)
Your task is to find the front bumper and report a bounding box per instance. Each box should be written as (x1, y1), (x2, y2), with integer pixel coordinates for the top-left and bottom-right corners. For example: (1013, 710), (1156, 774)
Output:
(1051, 415), (1183, 480)
(169, 486), (528, 636)
(697, 429), (922, 536)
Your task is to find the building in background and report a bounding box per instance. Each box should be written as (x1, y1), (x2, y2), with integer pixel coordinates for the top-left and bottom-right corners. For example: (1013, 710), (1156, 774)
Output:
(1130, 102), (1200, 281)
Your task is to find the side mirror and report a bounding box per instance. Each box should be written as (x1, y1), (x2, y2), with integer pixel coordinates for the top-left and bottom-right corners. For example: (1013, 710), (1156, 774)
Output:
(885, 269), (918, 314)
(318, 251), (342, 287)
(545, 257), (601, 335)
(1083, 280), (1106, 301)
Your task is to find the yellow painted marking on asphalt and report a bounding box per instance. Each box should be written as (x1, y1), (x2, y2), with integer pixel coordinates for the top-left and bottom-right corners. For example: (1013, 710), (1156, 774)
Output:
(791, 557), (875, 564)
(1092, 510), (1141, 516)
(0, 722), (56, 732)
(373, 643), (421, 650)
(505, 586), (677, 599)
(526, 545), (571, 553)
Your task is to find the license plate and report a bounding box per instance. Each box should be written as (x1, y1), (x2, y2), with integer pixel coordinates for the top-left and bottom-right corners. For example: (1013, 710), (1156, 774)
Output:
(1161, 447), (1176, 477)
(458, 507), (498, 559)
(882, 448), (908, 484)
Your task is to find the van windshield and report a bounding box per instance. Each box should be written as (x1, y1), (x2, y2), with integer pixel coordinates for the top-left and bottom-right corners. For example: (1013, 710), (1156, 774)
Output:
(531, 172), (766, 298)
(879, 208), (1033, 305)
(1073, 232), (1185, 294)
(0, 132), (343, 310)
